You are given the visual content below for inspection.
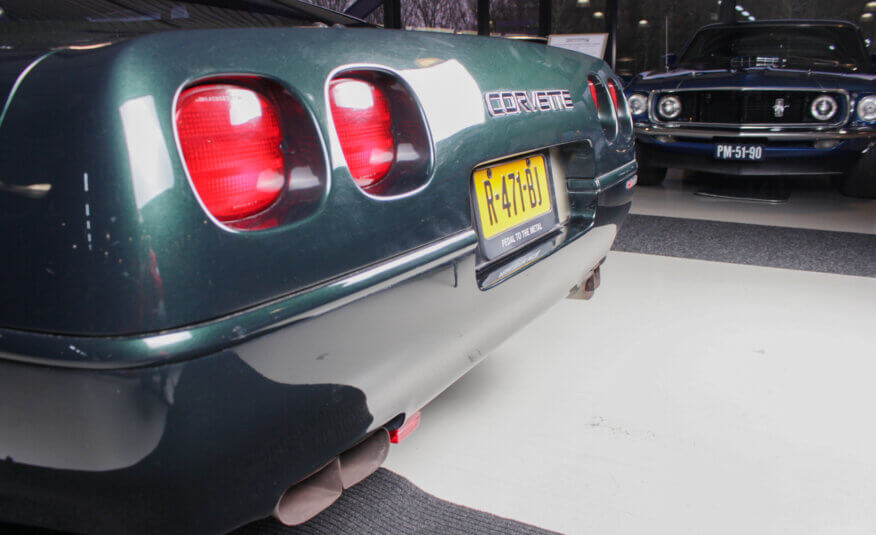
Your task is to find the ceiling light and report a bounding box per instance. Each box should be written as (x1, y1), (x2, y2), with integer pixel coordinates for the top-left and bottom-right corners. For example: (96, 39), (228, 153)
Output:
(638, 19), (649, 26)
(735, 5), (744, 11)
(862, 12), (874, 21)
(576, 0), (591, 6)
(593, 11), (604, 18)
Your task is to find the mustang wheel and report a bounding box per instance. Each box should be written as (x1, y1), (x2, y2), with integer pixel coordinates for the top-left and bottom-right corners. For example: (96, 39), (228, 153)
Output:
(636, 164), (667, 186)
(834, 148), (876, 199)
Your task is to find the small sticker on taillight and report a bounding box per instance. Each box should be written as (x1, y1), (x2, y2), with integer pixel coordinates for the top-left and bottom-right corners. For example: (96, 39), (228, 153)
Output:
(176, 84), (285, 222)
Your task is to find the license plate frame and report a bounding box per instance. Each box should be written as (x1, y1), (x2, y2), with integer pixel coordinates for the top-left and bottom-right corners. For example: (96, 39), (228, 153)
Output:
(714, 143), (765, 161)
(471, 153), (559, 261)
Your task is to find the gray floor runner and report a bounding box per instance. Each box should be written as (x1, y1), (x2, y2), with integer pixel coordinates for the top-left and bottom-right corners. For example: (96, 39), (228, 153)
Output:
(235, 468), (558, 535)
(0, 469), (558, 534)
(613, 214), (876, 278)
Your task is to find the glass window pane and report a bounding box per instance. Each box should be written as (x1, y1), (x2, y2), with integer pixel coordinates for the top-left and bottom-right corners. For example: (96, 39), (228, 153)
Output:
(403, 1), (476, 32)
(490, 0), (540, 36)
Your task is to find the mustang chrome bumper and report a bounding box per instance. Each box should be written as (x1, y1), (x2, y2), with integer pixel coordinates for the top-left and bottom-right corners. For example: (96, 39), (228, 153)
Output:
(635, 125), (876, 141)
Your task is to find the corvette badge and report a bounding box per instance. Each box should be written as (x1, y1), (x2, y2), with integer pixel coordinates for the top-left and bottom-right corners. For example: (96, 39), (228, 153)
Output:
(485, 90), (574, 117)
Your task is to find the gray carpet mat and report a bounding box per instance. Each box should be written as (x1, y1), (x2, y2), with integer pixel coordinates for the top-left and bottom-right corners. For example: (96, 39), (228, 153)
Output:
(235, 468), (558, 535)
(613, 214), (876, 278)
(0, 469), (558, 534)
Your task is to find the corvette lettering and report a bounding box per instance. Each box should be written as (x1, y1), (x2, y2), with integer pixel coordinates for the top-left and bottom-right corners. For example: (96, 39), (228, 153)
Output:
(485, 90), (574, 117)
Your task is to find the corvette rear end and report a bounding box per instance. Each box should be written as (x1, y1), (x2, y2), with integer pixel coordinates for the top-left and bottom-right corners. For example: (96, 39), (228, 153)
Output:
(0, 3), (635, 532)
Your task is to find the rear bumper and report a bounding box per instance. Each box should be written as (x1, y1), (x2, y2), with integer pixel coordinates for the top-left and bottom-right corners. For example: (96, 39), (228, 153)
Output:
(0, 166), (634, 534)
(635, 126), (875, 176)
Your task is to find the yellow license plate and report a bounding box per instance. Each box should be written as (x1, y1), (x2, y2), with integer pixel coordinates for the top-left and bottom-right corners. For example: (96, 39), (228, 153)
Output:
(473, 154), (553, 240)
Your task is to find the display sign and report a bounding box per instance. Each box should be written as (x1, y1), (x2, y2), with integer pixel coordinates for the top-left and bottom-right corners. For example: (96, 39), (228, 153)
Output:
(547, 33), (609, 59)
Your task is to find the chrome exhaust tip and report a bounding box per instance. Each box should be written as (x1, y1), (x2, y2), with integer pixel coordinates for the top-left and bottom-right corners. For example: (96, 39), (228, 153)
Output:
(339, 428), (390, 489)
(567, 264), (601, 300)
(273, 458), (343, 526)
(273, 429), (390, 526)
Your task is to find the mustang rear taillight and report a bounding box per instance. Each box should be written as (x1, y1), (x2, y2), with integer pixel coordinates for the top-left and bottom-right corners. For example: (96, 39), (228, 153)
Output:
(176, 85), (285, 222)
(329, 78), (395, 188)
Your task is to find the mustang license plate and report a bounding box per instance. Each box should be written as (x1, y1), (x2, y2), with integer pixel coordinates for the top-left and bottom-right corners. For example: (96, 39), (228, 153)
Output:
(473, 154), (557, 260)
(714, 143), (764, 161)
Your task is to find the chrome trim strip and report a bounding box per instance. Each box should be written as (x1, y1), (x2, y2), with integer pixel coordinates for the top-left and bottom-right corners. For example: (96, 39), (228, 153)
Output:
(594, 160), (638, 190)
(0, 230), (478, 370)
(0, 50), (59, 132)
(635, 125), (876, 140)
(651, 86), (853, 92)
(647, 87), (852, 130)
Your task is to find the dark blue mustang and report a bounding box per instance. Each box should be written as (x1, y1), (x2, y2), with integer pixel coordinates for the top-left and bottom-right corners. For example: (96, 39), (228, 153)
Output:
(625, 20), (876, 197)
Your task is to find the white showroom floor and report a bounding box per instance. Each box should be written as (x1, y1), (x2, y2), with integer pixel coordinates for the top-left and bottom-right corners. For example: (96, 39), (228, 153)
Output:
(385, 174), (876, 535)
(632, 171), (876, 234)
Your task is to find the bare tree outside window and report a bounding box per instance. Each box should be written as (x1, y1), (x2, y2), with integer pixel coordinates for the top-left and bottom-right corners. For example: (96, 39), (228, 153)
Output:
(403, 0), (476, 31)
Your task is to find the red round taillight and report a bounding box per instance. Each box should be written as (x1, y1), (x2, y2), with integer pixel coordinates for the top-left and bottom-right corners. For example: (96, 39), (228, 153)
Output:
(329, 78), (395, 188)
(607, 80), (619, 110)
(607, 79), (634, 141)
(588, 75), (618, 141)
(176, 84), (285, 222)
(588, 80), (599, 108)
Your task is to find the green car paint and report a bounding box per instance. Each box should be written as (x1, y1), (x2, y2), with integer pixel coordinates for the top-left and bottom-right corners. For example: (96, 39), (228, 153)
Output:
(0, 9), (637, 532)
(0, 28), (632, 341)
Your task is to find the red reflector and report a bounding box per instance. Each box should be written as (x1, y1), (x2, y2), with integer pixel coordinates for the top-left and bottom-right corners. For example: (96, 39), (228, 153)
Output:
(607, 81), (619, 109)
(330, 78), (395, 188)
(588, 80), (599, 108)
(389, 411), (421, 444)
(176, 85), (285, 222)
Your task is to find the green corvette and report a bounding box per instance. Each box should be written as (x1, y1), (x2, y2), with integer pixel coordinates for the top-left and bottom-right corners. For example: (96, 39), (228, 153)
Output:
(0, 1), (636, 532)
